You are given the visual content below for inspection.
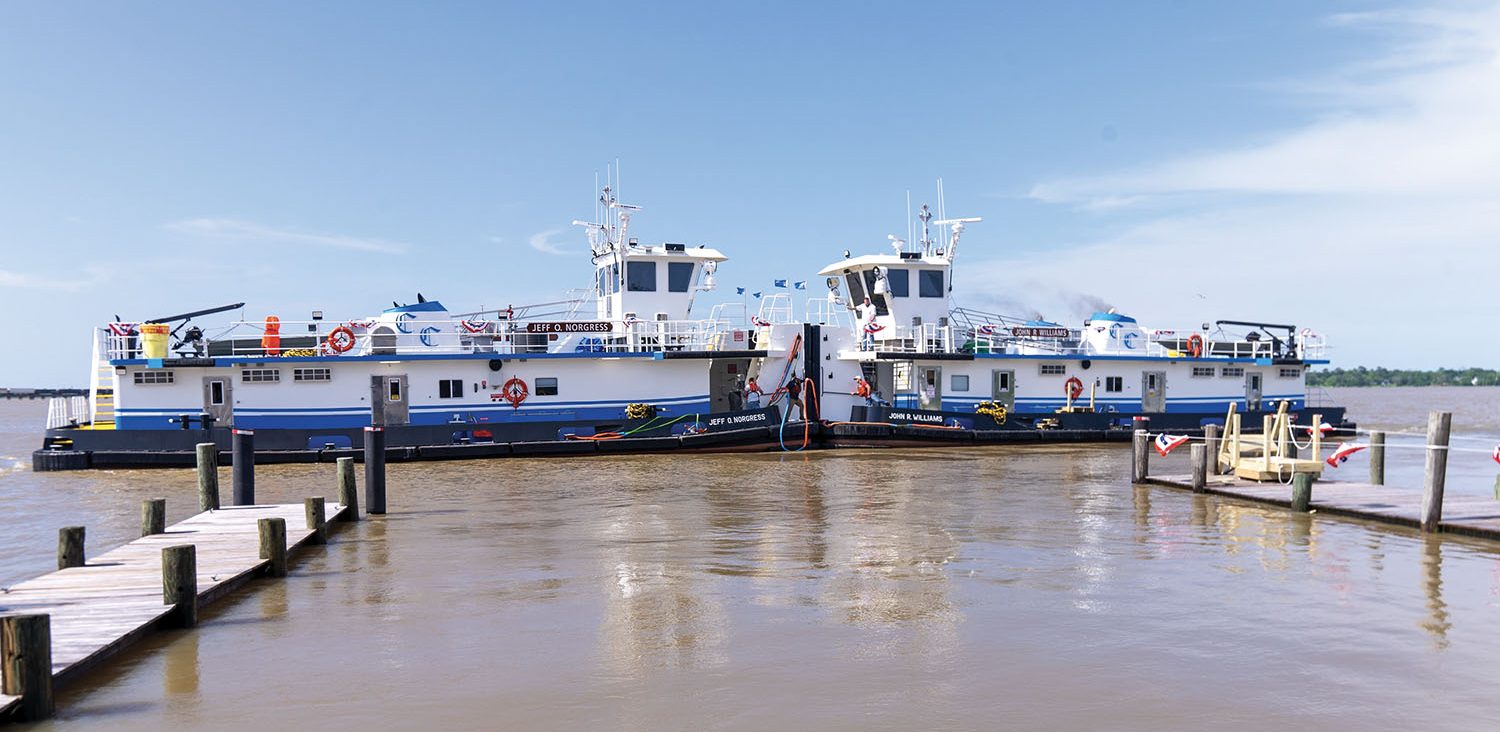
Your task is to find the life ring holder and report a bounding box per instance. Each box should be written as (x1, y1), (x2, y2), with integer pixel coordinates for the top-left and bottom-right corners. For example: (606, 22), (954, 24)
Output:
(1064, 376), (1085, 400)
(325, 326), (357, 354)
(1187, 333), (1205, 358)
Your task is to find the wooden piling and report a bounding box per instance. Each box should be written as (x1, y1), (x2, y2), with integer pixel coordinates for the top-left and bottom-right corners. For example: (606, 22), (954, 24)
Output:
(232, 428), (255, 506)
(1291, 473), (1313, 512)
(1131, 430), (1150, 483)
(336, 456), (359, 521)
(1369, 431), (1385, 486)
(304, 497), (327, 545)
(196, 441), (220, 511)
(364, 426), (387, 515)
(161, 544), (197, 627)
(1203, 424), (1220, 474)
(1, 614), (53, 721)
(1421, 411), (1452, 532)
(57, 526), (85, 570)
(258, 517), (287, 577)
(1190, 443), (1208, 493)
(141, 498), (166, 537)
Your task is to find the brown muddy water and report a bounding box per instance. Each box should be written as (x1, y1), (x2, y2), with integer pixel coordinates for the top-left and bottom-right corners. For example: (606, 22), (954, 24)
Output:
(2, 389), (1500, 731)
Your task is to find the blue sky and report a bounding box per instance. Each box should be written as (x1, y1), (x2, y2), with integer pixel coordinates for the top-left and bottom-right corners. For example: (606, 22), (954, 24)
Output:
(1, 1), (1492, 385)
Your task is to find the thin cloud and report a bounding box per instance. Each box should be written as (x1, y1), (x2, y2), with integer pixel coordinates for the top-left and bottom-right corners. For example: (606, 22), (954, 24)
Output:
(166, 218), (410, 254)
(1000, 3), (1500, 368)
(527, 228), (574, 256)
(0, 267), (110, 291)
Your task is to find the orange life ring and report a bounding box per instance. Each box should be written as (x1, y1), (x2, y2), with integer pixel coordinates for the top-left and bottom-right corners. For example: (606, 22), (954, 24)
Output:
(501, 377), (529, 409)
(1187, 333), (1205, 358)
(325, 326), (356, 354)
(1064, 376), (1084, 400)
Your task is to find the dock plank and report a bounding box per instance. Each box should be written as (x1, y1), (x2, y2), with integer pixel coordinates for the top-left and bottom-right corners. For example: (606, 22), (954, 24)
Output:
(1147, 474), (1500, 539)
(0, 502), (345, 712)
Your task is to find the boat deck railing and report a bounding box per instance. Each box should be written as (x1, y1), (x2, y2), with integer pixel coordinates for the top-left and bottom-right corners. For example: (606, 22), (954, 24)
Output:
(850, 322), (1328, 360)
(102, 316), (752, 360)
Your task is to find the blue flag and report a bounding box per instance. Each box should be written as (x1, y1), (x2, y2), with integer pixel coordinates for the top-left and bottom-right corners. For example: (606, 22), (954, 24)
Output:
(773, 279), (787, 288)
(735, 287), (745, 295)
(752, 291), (762, 299)
(793, 281), (807, 290)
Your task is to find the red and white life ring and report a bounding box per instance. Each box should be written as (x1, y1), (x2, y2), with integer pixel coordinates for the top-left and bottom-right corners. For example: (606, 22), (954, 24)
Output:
(1064, 376), (1085, 400)
(501, 377), (528, 409)
(751, 316), (771, 327)
(1187, 333), (1205, 358)
(325, 326), (357, 354)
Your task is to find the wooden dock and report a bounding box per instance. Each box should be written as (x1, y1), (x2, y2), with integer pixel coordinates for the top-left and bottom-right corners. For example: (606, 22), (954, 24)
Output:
(0, 502), (347, 720)
(1145, 474), (1500, 540)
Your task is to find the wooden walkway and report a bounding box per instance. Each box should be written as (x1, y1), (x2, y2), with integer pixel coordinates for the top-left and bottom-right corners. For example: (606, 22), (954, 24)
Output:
(1147, 474), (1500, 540)
(0, 503), (347, 717)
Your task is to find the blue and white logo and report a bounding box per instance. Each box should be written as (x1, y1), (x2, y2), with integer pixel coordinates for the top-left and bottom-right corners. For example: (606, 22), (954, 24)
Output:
(396, 312), (415, 334)
(419, 326), (440, 347)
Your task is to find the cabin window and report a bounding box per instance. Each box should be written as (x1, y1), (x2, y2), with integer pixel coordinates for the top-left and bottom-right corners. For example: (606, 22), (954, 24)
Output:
(885, 268), (909, 297)
(241, 368), (280, 384)
(438, 379), (463, 398)
(535, 377), (559, 396)
(1221, 367), (1244, 378)
(293, 368), (331, 383)
(667, 262), (695, 293)
(1105, 376), (1123, 392)
(1191, 366), (1215, 377)
(919, 270), (944, 298)
(1279, 367), (1303, 379)
(134, 370), (174, 385)
(627, 261), (657, 292)
(844, 273), (867, 304)
(208, 380), (225, 405)
(951, 374), (970, 392)
(1039, 363), (1066, 376)
(860, 271), (890, 315)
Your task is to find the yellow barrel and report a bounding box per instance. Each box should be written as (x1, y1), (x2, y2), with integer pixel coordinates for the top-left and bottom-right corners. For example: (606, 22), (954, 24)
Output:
(140, 323), (170, 359)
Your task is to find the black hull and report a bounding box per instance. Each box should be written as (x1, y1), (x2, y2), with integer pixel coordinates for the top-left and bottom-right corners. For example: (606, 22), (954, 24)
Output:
(33, 405), (1354, 471)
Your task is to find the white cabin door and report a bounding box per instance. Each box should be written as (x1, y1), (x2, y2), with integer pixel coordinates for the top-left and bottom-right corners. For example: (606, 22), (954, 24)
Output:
(1141, 371), (1166, 412)
(1245, 372), (1263, 411)
(918, 365), (942, 411)
(371, 374), (409, 426)
(202, 376), (232, 425)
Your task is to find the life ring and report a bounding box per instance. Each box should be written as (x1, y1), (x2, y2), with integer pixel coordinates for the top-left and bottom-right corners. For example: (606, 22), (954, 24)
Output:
(501, 377), (528, 409)
(325, 326), (356, 354)
(1187, 333), (1205, 358)
(751, 316), (771, 327)
(1064, 376), (1084, 400)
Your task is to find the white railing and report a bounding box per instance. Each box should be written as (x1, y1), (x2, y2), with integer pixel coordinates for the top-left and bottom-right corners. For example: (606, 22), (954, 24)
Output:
(103, 317), (738, 360)
(46, 396), (90, 429)
(850, 322), (1326, 361)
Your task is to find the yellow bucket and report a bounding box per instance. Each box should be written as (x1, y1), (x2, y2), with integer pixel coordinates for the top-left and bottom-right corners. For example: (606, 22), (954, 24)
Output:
(140, 323), (170, 359)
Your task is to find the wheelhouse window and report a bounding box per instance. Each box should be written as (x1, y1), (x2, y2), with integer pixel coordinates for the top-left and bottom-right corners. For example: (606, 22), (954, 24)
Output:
(918, 269), (944, 298)
(667, 262), (695, 293)
(1039, 363), (1066, 376)
(134, 370), (174, 385)
(241, 368), (280, 384)
(885, 268), (909, 297)
(626, 261), (657, 292)
(1105, 376), (1123, 392)
(438, 379), (463, 398)
(860, 271), (890, 315)
(535, 377), (559, 396)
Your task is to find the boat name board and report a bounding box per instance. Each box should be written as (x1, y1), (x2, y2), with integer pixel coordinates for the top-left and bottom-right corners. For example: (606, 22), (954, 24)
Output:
(525, 321), (613, 334)
(706, 407), (777, 431)
(1011, 327), (1071, 338)
(887, 410), (948, 424)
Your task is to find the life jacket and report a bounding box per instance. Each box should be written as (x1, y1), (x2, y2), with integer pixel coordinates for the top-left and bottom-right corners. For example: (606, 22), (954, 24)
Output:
(261, 315), (282, 356)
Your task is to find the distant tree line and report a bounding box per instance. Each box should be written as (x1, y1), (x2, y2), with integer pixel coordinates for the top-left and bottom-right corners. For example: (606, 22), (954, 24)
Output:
(1308, 367), (1500, 387)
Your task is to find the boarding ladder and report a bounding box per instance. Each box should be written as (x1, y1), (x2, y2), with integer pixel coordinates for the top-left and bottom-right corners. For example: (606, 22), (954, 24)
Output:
(88, 329), (115, 428)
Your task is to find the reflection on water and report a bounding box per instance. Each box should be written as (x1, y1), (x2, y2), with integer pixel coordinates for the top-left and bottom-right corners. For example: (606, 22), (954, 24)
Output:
(3, 403), (1500, 729)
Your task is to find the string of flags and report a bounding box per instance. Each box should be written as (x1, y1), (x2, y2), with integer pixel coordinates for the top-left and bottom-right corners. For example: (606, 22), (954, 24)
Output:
(735, 280), (807, 298)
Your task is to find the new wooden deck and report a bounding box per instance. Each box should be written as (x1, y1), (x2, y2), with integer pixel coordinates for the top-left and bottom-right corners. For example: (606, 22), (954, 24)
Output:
(0, 503), (347, 717)
(1147, 474), (1500, 540)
